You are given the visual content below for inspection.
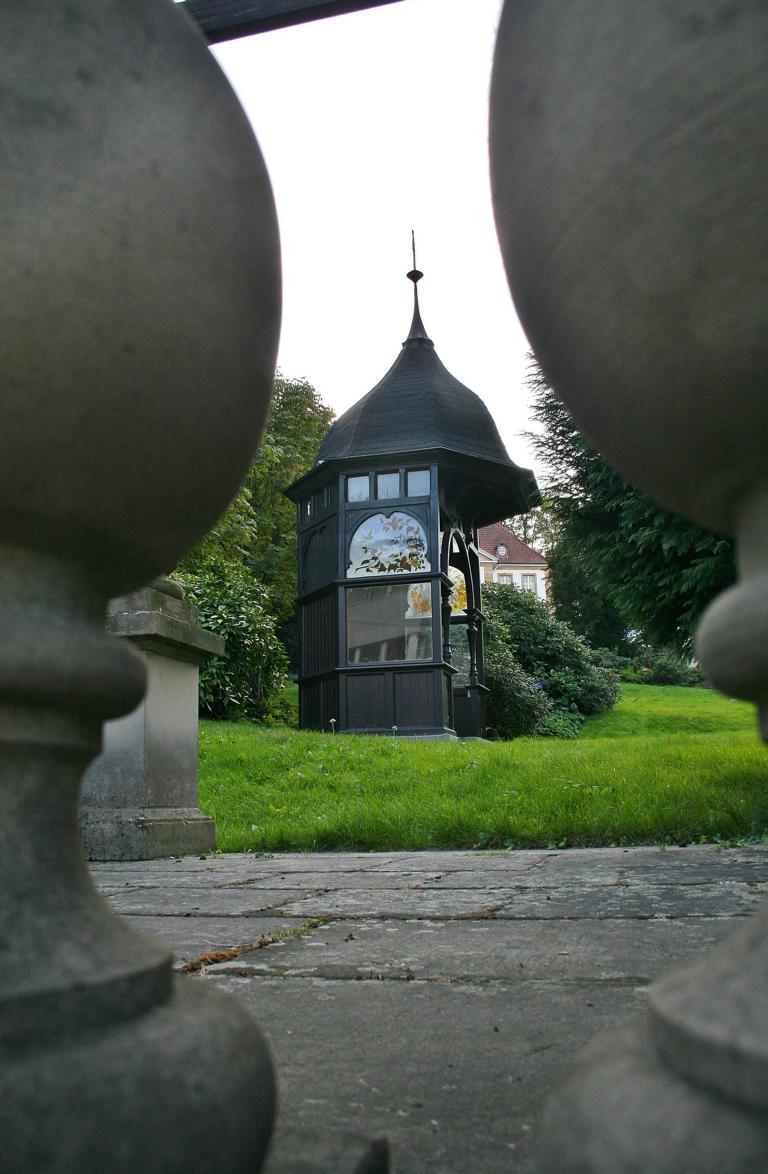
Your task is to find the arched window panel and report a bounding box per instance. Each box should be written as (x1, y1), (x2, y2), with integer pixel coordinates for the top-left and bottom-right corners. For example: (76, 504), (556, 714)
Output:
(347, 511), (431, 577)
(347, 582), (433, 663)
(301, 526), (335, 594)
(448, 566), (467, 614)
(449, 623), (472, 685)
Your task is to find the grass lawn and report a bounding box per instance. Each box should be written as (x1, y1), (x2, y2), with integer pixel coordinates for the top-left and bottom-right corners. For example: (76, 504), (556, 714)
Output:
(199, 684), (768, 853)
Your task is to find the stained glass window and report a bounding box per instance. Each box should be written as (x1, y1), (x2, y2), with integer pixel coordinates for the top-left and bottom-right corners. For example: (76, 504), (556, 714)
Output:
(448, 566), (468, 614)
(347, 512), (430, 577)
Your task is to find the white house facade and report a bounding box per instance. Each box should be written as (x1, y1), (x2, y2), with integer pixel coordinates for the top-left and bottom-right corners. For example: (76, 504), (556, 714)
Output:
(477, 522), (548, 600)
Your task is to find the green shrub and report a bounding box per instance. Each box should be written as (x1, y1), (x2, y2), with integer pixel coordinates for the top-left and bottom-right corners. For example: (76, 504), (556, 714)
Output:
(535, 709), (584, 739)
(265, 681), (299, 728)
(590, 647), (631, 675)
(625, 643), (702, 687)
(483, 584), (620, 724)
(647, 652), (702, 687)
(484, 640), (552, 738)
(178, 559), (287, 721)
(619, 664), (645, 684)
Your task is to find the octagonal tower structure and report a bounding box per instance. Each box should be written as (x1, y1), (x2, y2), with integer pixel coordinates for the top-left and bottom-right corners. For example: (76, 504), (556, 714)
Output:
(287, 268), (540, 738)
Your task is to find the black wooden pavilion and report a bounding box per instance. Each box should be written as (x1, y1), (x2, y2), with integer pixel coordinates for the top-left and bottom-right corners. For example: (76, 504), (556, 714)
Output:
(287, 270), (540, 738)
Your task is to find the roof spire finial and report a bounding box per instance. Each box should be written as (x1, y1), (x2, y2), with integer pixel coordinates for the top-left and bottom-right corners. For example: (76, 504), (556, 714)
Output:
(405, 229), (430, 344)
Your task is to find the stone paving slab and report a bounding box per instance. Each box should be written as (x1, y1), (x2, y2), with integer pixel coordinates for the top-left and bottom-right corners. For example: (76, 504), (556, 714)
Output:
(368, 851), (548, 874)
(525, 844), (768, 883)
(122, 914), (311, 964)
(105, 886), (322, 917)
(89, 851), (397, 879)
(220, 871), (454, 891)
(209, 915), (736, 984)
(206, 972), (650, 1174)
(91, 844), (768, 1173)
(275, 888), (513, 920)
(494, 879), (767, 920)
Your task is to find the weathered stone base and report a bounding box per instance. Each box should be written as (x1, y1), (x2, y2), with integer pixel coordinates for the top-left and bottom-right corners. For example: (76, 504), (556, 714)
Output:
(537, 1019), (768, 1173)
(0, 978), (274, 1173)
(80, 806), (216, 861)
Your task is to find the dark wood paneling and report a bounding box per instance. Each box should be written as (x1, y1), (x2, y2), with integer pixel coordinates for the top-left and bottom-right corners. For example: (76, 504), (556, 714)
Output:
(301, 524), (337, 595)
(346, 672), (391, 731)
(300, 676), (338, 731)
(301, 593), (337, 676)
(393, 670), (434, 727)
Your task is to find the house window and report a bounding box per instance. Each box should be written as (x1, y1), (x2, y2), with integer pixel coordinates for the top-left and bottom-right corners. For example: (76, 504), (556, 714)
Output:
(497, 544), (507, 557)
(347, 582), (433, 663)
(521, 573), (537, 593)
(347, 475), (370, 503)
(376, 472), (400, 499)
(407, 469), (430, 497)
(347, 512), (430, 577)
(497, 573), (513, 585)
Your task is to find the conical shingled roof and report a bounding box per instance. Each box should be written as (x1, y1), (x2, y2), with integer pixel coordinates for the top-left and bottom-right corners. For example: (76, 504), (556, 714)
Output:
(316, 275), (517, 468)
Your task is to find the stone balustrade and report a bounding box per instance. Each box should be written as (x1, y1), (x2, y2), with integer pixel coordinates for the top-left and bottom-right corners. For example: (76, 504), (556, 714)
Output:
(490, 1), (768, 1167)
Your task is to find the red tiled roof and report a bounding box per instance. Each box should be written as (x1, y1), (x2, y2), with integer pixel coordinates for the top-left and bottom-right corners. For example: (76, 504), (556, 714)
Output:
(477, 523), (546, 565)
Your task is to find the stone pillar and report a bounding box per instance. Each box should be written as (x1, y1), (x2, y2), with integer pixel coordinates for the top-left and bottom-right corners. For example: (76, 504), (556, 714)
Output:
(81, 580), (222, 860)
(0, 1), (280, 1168)
(490, 2), (768, 1168)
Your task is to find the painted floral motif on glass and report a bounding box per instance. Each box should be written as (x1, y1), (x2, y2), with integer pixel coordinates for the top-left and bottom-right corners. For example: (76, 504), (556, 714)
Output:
(448, 566), (468, 614)
(347, 512), (430, 577)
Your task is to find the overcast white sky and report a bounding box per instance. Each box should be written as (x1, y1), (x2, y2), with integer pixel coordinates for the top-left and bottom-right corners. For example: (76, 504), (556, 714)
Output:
(209, 0), (539, 473)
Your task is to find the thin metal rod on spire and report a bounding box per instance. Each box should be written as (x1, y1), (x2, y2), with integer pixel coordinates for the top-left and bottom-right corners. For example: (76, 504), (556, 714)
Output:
(405, 235), (429, 343)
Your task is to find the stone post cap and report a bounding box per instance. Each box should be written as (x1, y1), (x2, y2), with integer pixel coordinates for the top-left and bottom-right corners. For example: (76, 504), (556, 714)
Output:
(106, 584), (224, 664)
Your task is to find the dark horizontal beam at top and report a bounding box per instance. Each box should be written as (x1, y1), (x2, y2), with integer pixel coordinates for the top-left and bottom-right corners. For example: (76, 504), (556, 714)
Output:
(180, 0), (405, 43)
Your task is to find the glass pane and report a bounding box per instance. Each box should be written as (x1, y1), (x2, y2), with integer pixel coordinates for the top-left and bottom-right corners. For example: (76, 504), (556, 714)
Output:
(450, 624), (472, 684)
(521, 573), (537, 593)
(407, 469), (430, 496)
(376, 472), (400, 499)
(347, 583), (433, 663)
(449, 566), (467, 614)
(348, 511), (431, 576)
(347, 475), (370, 503)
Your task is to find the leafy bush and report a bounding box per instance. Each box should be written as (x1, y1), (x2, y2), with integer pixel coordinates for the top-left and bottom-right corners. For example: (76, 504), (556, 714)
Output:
(623, 643), (703, 687)
(483, 584), (620, 730)
(178, 559), (287, 721)
(590, 647), (631, 675)
(484, 640), (552, 738)
(534, 709), (584, 739)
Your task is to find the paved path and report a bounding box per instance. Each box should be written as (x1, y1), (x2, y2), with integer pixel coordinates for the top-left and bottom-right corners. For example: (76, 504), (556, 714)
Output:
(92, 845), (768, 1173)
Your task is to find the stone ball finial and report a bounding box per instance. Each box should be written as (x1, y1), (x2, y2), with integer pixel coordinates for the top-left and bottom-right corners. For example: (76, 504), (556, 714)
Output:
(489, 5), (768, 1169)
(1, 3), (280, 1168)
(2, 0), (280, 596)
(489, 1), (768, 539)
